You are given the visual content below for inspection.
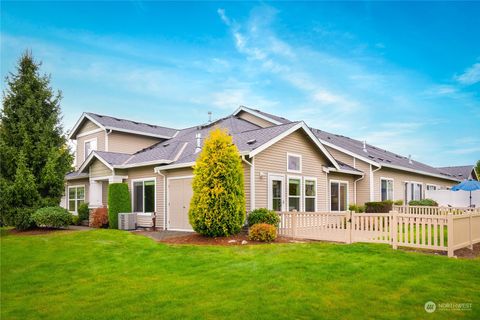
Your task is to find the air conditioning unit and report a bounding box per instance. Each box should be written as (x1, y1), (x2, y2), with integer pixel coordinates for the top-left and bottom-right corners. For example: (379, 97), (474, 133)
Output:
(118, 213), (137, 230)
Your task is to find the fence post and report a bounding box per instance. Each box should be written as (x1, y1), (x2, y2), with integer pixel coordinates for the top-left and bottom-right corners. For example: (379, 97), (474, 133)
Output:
(447, 213), (454, 258)
(345, 211), (352, 244)
(469, 213), (473, 250)
(292, 211), (297, 238)
(391, 210), (398, 250)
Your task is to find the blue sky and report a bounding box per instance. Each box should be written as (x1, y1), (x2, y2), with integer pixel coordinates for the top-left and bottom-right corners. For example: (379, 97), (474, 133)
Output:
(1, 1), (479, 167)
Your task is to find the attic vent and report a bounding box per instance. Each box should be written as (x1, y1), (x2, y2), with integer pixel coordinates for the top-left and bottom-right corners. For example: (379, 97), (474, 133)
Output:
(377, 158), (384, 161)
(368, 155), (375, 159)
(163, 143), (170, 147)
(247, 139), (256, 145)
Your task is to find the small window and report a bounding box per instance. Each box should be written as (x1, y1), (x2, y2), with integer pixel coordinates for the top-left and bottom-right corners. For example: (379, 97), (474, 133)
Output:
(287, 153), (301, 173)
(426, 184), (437, 191)
(381, 178), (394, 201)
(133, 180), (155, 213)
(84, 139), (97, 160)
(68, 186), (85, 213)
(304, 179), (316, 212)
(288, 178), (301, 211)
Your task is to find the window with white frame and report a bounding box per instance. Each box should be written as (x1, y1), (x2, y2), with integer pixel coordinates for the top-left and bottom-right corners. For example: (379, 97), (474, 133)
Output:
(381, 178), (394, 201)
(288, 178), (301, 211)
(133, 179), (155, 213)
(405, 182), (422, 202)
(304, 178), (316, 212)
(426, 184), (437, 191)
(68, 186), (85, 213)
(84, 139), (97, 160)
(287, 153), (302, 173)
(330, 181), (347, 211)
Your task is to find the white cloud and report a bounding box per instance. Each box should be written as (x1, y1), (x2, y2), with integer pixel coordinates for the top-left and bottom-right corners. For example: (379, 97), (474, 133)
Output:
(455, 62), (480, 85)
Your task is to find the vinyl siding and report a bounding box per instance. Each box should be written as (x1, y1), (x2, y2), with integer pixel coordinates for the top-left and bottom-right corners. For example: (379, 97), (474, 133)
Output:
(237, 110), (275, 128)
(325, 146), (355, 167)
(102, 181), (108, 207)
(125, 166), (164, 228)
(77, 120), (100, 135)
(108, 131), (161, 154)
(373, 167), (458, 203)
(76, 131), (106, 169)
(242, 162), (251, 212)
(254, 129), (330, 211)
(90, 159), (112, 178)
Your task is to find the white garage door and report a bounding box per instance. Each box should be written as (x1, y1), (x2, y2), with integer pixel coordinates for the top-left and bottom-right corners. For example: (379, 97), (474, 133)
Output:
(168, 177), (194, 231)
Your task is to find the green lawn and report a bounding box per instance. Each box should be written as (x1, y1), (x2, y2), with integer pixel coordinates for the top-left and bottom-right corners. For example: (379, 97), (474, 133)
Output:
(1, 229), (479, 320)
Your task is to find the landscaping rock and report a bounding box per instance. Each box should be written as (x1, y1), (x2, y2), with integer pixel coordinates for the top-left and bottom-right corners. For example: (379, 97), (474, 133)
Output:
(241, 240), (248, 245)
(228, 240), (237, 243)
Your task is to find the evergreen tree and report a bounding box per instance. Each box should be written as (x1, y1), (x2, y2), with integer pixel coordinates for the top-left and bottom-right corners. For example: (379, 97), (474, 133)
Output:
(189, 128), (246, 236)
(0, 51), (73, 228)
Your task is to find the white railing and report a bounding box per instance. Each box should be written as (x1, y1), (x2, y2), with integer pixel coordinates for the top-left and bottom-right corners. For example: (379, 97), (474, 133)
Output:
(392, 205), (478, 215)
(277, 207), (480, 258)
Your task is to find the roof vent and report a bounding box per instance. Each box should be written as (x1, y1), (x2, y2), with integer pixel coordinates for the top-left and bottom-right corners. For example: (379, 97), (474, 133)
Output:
(408, 155), (413, 164)
(208, 111), (212, 123)
(195, 133), (202, 153)
(247, 139), (256, 145)
(163, 143), (170, 147)
(363, 140), (367, 153)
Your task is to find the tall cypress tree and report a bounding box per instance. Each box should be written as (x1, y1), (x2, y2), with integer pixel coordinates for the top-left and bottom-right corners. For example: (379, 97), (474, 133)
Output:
(0, 51), (73, 228)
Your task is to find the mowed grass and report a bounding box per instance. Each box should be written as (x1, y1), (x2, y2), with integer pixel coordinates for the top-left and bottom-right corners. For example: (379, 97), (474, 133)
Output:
(1, 229), (479, 320)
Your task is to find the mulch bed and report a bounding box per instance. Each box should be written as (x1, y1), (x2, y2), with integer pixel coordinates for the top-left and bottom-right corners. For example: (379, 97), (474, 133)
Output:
(159, 232), (300, 246)
(453, 242), (480, 259)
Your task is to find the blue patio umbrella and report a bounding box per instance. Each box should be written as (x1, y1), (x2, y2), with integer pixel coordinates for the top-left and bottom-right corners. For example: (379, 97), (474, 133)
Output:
(451, 179), (480, 207)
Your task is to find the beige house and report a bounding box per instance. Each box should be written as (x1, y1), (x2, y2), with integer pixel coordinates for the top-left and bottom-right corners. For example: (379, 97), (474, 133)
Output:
(64, 106), (464, 231)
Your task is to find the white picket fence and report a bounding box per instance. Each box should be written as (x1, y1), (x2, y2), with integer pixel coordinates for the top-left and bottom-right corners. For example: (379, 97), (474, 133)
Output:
(277, 206), (480, 257)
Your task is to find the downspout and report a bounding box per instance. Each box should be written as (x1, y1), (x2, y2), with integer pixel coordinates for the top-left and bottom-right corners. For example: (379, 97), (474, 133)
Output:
(105, 129), (112, 152)
(241, 155), (255, 212)
(155, 168), (167, 230)
(353, 174), (365, 204)
(370, 165), (382, 201)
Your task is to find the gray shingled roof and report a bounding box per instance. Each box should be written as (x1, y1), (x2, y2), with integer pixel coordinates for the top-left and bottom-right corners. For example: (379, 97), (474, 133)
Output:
(311, 128), (457, 180)
(95, 151), (132, 166)
(336, 161), (363, 174)
(65, 171), (89, 180)
(240, 106), (291, 124)
(437, 165), (475, 180)
(86, 113), (178, 138)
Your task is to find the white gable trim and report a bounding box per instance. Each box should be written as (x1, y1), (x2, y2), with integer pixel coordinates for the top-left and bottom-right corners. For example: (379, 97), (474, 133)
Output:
(154, 162), (196, 172)
(78, 151), (114, 173)
(232, 106), (282, 125)
(68, 113), (105, 140)
(319, 139), (380, 167)
(248, 122), (340, 170)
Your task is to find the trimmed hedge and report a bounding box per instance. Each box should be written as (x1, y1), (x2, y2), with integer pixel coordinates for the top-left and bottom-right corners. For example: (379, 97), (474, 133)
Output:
(77, 202), (90, 222)
(348, 204), (365, 213)
(249, 223), (277, 242)
(247, 208), (280, 227)
(365, 200), (393, 213)
(393, 200), (403, 205)
(12, 208), (35, 231)
(408, 199), (438, 206)
(108, 183), (131, 229)
(32, 206), (72, 228)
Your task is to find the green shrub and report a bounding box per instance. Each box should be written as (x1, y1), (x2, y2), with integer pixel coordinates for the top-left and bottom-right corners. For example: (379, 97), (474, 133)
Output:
(408, 199), (438, 206)
(247, 208), (280, 227)
(365, 200), (393, 213)
(32, 206), (72, 228)
(12, 208), (35, 230)
(189, 128), (246, 237)
(348, 204), (365, 213)
(248, 223), (277, 242)
(77, 202), (90, 222)
(393, 200), (404, 206)
(89, 207), (109, 228)
(108, 183), (131, 229)
(71, 215), (80, 226)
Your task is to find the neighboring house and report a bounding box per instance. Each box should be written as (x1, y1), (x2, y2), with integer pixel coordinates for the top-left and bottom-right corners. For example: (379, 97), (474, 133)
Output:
(64, 106), (464, 231)
(436, 165), (478, 182)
